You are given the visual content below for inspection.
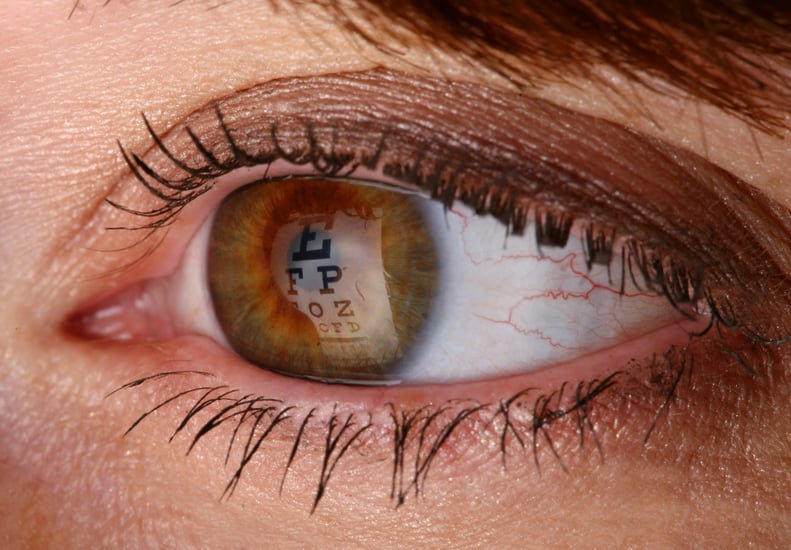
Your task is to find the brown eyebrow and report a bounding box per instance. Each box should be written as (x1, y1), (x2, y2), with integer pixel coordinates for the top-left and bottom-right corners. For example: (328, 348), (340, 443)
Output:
(290, 0), (791, 133)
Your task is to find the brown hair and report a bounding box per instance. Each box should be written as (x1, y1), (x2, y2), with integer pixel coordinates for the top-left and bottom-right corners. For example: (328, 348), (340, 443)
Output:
(301, 0), (791, 132)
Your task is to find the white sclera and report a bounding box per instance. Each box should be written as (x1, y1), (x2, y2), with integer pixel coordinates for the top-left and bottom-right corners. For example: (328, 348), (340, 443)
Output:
(395, 199), (684, 382)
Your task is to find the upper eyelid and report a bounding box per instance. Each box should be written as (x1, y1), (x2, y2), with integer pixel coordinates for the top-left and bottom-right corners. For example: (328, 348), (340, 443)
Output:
(106, 67), (791, 346)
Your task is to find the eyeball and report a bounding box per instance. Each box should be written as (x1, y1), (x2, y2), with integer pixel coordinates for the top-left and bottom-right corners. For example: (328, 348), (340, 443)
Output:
(190, 177), (700, 384)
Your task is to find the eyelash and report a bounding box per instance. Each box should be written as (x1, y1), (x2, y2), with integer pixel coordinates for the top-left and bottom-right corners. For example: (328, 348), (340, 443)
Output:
(113, 110), (706, 319)
(111, 359), (682, 511)
(99, 71), (788, 510)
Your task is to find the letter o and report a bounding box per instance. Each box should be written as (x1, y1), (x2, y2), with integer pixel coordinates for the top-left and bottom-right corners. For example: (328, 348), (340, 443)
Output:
(308, 302), (324, 318)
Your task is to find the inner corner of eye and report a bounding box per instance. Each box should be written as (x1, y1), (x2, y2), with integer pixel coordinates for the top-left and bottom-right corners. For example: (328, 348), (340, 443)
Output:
(184, 176), (697, 387)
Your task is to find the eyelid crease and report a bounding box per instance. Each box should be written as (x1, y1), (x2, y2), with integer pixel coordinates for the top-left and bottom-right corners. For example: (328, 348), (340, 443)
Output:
(105, 67), (791, 347)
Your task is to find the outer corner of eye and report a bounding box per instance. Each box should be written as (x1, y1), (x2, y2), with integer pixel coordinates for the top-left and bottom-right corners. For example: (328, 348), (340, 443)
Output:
(65, 173), (707, 390)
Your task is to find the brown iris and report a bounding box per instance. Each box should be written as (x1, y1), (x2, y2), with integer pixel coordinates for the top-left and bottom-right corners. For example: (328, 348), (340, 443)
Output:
(208, 178), (438, 383)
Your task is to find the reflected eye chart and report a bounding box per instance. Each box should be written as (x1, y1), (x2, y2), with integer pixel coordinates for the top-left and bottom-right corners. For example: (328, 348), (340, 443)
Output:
(272, 210), (402, 369)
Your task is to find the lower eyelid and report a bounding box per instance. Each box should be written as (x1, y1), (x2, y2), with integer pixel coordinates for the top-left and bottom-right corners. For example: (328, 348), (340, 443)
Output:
(66, 230), (785, 506)
(95, 323), (765, 508)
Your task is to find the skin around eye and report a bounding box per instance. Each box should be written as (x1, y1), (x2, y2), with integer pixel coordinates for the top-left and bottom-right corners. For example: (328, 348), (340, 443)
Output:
(2, 0), (790, 547)
(26, 34), (788, 536)
(56, 65), (788, 529)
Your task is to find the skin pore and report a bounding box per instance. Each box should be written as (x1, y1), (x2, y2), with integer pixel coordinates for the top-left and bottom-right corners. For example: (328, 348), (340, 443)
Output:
(1, 0), (790, 547)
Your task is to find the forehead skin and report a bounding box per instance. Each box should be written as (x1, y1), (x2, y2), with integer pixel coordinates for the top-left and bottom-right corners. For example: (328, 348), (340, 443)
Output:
(0, 0), (789, 547)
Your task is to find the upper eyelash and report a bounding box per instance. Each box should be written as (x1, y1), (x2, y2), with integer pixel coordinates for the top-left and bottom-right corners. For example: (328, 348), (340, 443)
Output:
(111, 108), (714, 341)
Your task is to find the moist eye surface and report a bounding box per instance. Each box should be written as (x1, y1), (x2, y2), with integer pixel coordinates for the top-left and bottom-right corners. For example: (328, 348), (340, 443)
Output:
(202, 174), (698, 386)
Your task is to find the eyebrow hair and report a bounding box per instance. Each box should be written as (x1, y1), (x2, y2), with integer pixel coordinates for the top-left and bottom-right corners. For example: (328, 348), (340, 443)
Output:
(299, 0), (791, 133)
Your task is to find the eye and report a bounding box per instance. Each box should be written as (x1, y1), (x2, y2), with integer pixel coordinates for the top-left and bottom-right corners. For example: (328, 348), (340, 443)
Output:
(76, 162), (704, 387)
(156, 174), (700, 385)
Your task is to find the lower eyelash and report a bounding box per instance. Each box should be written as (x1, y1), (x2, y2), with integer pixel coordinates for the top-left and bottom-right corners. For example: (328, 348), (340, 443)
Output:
(109, 342), (704, 511)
